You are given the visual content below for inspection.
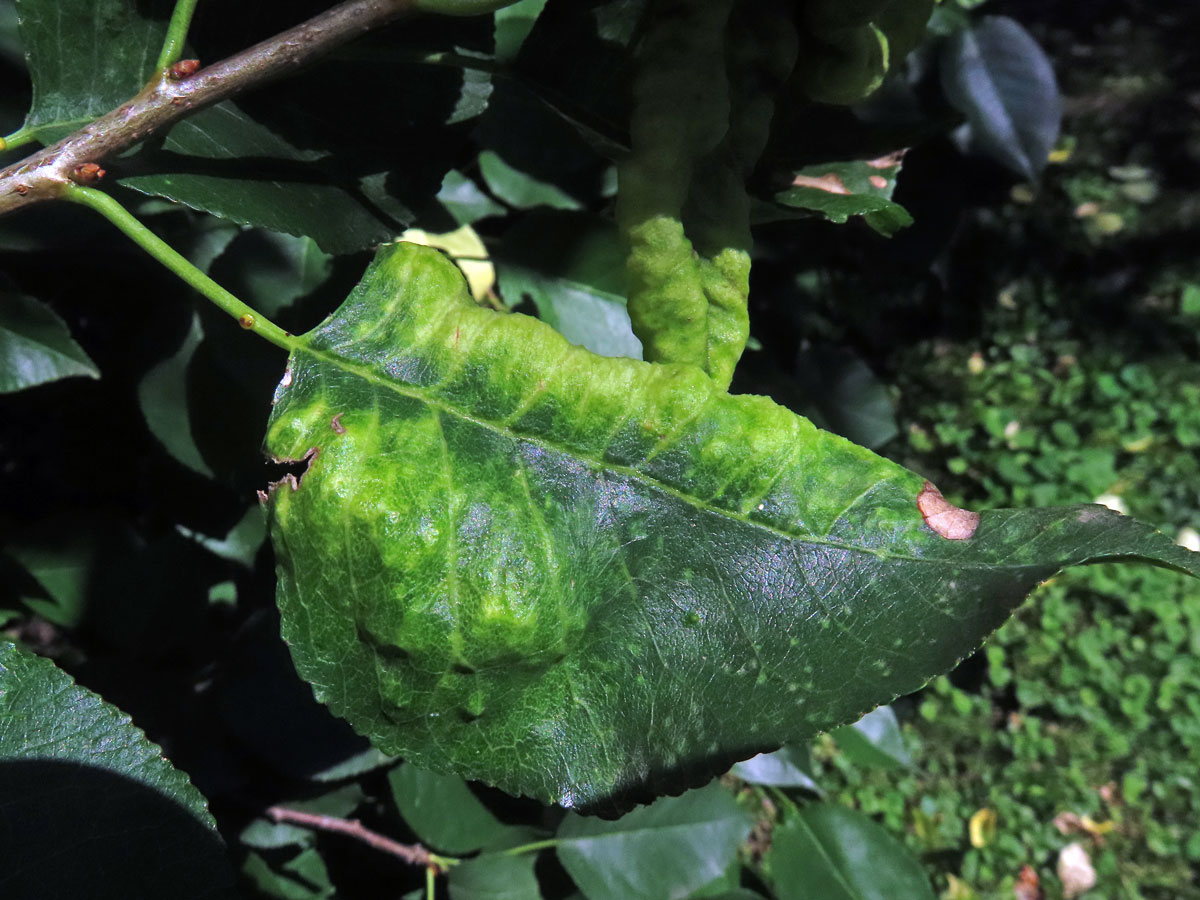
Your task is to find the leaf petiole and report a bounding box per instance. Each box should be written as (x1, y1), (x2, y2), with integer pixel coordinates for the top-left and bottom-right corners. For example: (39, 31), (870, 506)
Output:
(156, 0), (202, 71)
(64, 185), (296, 351)
(499, 838), (561, 857)
(0, 127), (36, 154)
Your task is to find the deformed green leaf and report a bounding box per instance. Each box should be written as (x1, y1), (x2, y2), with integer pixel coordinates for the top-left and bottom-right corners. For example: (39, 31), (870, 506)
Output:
(765, 804), (934, 900)
(0, 291), (99, 392)
(0, 641), (236, 899)
(263, 243), (1197, 811)
(555, 783), (752, 900)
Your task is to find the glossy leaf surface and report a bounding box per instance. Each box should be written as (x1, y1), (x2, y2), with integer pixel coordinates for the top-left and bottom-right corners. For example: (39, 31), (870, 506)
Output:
(15, 0), (162, 142)
(0, 641), (235, 899)
(121, 103), (404, 255)
(264, 243), (1197, 810)
(765, 804), (934, 900)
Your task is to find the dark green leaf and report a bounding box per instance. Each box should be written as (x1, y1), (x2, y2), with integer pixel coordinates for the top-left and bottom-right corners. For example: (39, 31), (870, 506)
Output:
(792, 345), (898, 450)
(731, 745), (821, 793)
(284, 783), (366, 817)
(765, 804), (934, 900)
(509, 0), (644, 155)
(0, 1), (21, 63)
(15, 0), (163, 143)
(389, 762), (510, 854)
(243, 848), (334, 900)
(495, 210), (641, 359)
(479, 149), (583, 211)
(139, 312), (212, 477)
(309, 745), (395, 782)
(178, 505), (268, 569)
(263, 243), (1197, 810)
(8, 531), (95, 626)
(121, 103), (402, 255)
(555, 783), (753, 900)
(448, 853), (543, 900)
(940, 16), (1061, 181)
(494, 0), (548, 64)
(0, 291), (99, 392)
(208, 229), (334, 318)
(831, 705), (911, 770)
(769, 156), (912, 237)
(0, 641), (236, 899)
(439, 169), (508, 226)
(240, 818), (314, 850)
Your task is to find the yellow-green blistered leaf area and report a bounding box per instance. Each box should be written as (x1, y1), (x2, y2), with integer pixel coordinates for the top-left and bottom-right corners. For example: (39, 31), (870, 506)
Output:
(265, 244), (1197, 813)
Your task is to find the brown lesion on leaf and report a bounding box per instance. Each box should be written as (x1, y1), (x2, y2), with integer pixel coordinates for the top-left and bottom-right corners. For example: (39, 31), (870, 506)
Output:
(257, 447), (319, 504)
(330, 413), (346, 434)
(917, 481), (980, 540)
(792, 172), (849, 195)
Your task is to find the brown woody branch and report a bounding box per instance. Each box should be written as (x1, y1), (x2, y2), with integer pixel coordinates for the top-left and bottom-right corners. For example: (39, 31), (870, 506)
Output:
(0, 0), (418, 217)
(266, 805), (443, 870)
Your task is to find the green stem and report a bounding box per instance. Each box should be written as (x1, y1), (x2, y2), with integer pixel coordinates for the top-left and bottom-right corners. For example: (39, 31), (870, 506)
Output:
(64, 185), (296, 351)
(425, 865), (436, 900)
(500, 838), (561, 857)
(0, 127), (36, 154)
(156, 0), (202, 70)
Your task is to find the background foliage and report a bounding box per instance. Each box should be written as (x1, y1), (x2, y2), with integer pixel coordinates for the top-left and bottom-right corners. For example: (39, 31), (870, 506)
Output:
(2, 0), (1198, 898)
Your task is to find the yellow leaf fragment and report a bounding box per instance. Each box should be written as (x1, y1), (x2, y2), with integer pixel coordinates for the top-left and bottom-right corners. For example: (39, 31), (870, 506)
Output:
(968, 807), (997, 848)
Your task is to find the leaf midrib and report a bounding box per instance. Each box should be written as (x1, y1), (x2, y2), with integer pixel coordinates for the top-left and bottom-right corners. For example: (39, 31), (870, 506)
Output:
(298, 344), (1047, 573)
